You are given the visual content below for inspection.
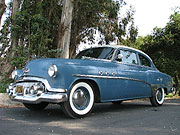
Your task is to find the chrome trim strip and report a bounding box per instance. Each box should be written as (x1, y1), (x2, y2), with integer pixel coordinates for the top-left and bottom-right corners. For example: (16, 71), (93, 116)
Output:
(17, 77), (66, 93)
(73, 74), (151, 86)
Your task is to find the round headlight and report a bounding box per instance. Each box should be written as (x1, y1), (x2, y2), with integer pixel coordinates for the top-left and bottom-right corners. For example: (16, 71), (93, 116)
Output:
(48, 65), (58, 78)
(11, 70), (18, 80)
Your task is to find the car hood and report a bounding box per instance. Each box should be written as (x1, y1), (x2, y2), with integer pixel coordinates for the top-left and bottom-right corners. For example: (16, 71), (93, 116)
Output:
(22, 58), (112, 78)
(19, 58), (113, 89)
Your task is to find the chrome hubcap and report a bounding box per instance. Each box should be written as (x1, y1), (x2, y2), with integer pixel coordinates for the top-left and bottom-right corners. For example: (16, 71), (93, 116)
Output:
(156, 90), (162, 101)
(72, 88), (88, 109)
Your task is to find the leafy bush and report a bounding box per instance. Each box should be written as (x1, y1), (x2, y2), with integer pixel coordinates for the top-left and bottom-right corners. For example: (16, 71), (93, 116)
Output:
(0, 82), (8, 93)
(0, 77), (13, 93)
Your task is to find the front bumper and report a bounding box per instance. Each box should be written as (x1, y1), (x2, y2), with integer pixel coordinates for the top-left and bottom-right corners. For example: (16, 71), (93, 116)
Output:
(10, 92), (67, 104)
(6, 77), (68, 104)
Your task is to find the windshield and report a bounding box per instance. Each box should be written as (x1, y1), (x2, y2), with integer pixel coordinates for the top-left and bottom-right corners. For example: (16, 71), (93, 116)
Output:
(75, 47), (116, 60)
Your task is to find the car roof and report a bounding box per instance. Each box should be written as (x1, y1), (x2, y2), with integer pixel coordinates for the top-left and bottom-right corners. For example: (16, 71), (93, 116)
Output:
(90, 45), (152, 61)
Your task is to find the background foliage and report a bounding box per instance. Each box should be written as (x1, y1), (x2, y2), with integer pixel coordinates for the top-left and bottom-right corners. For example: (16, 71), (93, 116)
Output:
(135, 9), (180, 95)
(0, 0), (137, 92)
(0, 1), (179, 95)
(0, 0), (136, 67)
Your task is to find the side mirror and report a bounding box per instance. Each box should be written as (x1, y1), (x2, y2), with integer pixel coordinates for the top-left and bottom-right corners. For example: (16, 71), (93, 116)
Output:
(117, 54), (123, 61)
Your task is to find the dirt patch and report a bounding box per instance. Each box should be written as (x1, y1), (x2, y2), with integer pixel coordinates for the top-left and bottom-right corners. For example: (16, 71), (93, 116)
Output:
(0, 93), (23, 108)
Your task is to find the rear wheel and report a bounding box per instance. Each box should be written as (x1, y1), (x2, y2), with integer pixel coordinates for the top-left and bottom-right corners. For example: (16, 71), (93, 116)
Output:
(150, 88), (165, 106)
(23, 102), (49, 111)
(61, 82), (94, 118)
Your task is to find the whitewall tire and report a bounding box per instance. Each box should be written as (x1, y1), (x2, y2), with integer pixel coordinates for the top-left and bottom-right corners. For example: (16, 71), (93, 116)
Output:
(150, 88), (165, 106)
(61, 82), (94, 118)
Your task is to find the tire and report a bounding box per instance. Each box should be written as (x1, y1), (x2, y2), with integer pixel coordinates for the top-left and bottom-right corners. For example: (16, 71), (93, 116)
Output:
(112, 101), (123, 105)
(150, 88), (165, 107)
(61, 82), (94, 118)
(23, 102), (49, 111)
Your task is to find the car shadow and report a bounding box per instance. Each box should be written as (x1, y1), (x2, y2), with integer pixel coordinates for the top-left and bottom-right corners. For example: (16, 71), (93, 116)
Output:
(6, 98), (180, 122)
(2, 101), (154, 122)
(93, 101), (152, 114)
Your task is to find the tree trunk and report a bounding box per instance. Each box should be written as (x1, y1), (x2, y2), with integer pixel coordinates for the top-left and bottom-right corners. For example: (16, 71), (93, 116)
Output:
(8, 0), (21, 65)
(69, 27), (79, 58)
(11, 0), (21, 53)
(0, 0), (6, 26)
(12, 0), (21, 21)
(174, 74), (179, 96)
(69, 41), (76, 58)
(57, 0), (73, 58)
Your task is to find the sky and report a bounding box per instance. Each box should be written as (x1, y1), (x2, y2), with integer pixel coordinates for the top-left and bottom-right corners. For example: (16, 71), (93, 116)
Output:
(124, 0), (180, 36)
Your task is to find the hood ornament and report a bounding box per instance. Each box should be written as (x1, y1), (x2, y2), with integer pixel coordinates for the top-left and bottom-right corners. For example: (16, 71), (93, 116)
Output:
(24, 68), (30, 73)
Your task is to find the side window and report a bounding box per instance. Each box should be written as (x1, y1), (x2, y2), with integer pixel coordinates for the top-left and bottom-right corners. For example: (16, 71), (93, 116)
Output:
(116, 50), (138, 65)
(139, 54), (151, 67)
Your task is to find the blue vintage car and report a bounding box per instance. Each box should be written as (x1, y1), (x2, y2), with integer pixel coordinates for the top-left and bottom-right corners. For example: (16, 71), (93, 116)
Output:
(7, 45), (173, 118)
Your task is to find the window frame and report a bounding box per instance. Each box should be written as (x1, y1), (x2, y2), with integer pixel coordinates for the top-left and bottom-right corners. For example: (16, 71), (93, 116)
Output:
(113, 48), (156, 69)
(137, 53), (153, 68)
(113, 48), (139, 66)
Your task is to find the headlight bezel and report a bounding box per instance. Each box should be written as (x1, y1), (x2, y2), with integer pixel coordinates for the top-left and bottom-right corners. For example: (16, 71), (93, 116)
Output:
(48, 64), (58, 78)
(11, 70), (18, 80)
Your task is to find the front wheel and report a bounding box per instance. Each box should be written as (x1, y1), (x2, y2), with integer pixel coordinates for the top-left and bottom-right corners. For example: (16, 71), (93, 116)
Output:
(23, 102), (49, 111)
(61, 82), (94, 118)
(150, 88), (165, 107)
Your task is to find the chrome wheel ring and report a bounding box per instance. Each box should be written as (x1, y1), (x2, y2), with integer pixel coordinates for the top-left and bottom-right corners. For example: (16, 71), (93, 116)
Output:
(155, 88), (164, 104)
(69, 82), (94, 115)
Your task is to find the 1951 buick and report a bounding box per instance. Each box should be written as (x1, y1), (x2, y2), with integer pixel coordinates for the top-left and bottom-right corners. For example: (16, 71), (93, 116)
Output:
(6, 45), (173, 118)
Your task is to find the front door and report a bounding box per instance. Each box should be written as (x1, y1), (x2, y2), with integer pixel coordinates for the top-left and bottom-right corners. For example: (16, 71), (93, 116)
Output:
(112, 49), (152, 100)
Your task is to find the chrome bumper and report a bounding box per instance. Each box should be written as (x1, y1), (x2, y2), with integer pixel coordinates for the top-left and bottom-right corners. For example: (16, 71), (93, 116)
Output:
(10, 93), (67, 104)
(6, 77), (68, 104)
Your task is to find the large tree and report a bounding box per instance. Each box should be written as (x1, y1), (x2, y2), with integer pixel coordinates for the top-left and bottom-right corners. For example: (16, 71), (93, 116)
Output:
(137, 9), (180, 95)
(58, 0), (137, 58)
(0, 0), (137, 80)
(0, 0), (21, 81)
